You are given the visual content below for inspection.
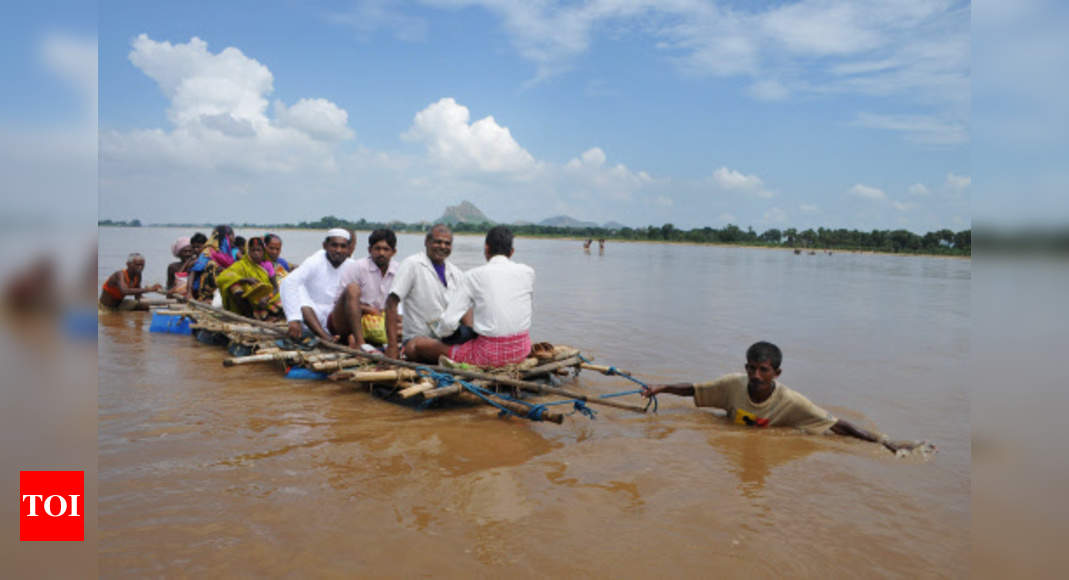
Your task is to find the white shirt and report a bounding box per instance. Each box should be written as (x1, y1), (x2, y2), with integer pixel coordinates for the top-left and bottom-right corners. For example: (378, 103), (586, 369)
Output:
(389, 251), (463, 340)
(280, 249), (357, 329)
(435, 255), (534, 338)
(344, 256), (397, 311)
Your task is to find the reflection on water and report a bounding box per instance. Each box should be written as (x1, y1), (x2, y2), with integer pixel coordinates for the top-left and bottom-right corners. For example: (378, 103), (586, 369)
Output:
(99, 228), (969, 577)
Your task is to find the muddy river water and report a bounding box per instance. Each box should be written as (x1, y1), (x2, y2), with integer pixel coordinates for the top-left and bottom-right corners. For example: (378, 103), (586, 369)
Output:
(97, 227), (969, 577)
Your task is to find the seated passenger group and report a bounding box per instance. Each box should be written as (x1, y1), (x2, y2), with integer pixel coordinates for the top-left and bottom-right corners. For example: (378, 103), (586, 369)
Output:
(281, 224), (534, 368)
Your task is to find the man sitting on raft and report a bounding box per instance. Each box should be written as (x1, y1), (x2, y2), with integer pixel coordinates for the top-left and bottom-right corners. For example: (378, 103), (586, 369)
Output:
(385, 224), (469, 359)
(280, 228), (364, 347)
(643, 341), (931, 454)
(405, 226), (535, 367)
(344, 228), (399, 346)
(99, 253), (161, 310)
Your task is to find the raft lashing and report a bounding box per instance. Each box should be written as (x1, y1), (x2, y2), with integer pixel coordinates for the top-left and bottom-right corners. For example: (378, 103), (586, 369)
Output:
(148, 299), (655, 425)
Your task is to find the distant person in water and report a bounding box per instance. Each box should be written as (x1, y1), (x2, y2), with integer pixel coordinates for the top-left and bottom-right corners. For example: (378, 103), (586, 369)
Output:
(280, 228), (364, 347)
(99, 253), (161, 310)
(583, 239), (592, 250)
(385, 224), (471, 360)
(405, 226), (534, 367)
(598, 238), (605, 253)
(643, 341), (932, 454)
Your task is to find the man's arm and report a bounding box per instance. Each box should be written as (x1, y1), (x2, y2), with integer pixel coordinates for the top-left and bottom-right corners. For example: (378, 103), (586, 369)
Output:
(435, 274), (473, 338)
(830, 419), (920, 453)
(117, 274), (160, 296)
(643, 383), (696, 398)
(385, 293), (401, 359)
(301, 305), (336, 342)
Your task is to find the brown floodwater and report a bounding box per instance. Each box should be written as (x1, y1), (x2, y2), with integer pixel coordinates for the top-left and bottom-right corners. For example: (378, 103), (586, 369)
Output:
(98, 228), (969, 577)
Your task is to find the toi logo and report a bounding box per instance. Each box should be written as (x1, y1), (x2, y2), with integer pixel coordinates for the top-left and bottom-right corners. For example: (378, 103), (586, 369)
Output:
(19, 471), (84, 541)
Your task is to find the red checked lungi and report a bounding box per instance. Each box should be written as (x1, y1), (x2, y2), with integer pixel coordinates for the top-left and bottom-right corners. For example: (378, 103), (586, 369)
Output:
(449, 331), (532, 367)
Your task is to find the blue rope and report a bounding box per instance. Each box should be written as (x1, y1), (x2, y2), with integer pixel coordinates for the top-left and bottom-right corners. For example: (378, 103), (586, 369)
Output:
(577, 354), (658, 413)
(415, 367), (598, 422)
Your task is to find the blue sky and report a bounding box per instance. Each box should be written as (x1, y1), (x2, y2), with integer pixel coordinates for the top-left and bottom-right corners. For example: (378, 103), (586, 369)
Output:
(8, 1), (998, 233)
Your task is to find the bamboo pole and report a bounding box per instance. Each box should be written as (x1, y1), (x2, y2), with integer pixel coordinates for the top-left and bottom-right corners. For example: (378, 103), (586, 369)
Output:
(453, 391), (565, 424)
(174, 297), (649, 414)
(223, 351), (301, 366)
(331, 369), (417, 383)
(522, 355), (581, 378)
(399, 379), (436, 399)
(580, 362), (632, 376)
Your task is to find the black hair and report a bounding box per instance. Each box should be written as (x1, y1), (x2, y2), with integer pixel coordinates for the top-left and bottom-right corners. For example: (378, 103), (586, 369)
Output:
(263, 233), (281, 245)
(234, 236), (246, 249)
(246, 236), (264, 250)
(191, 232), (208, 245)
(746, 341), (783, 370)
(485, 226), (513, 257)
(213, 225), (233, 239)
(368, 228), (397, 250)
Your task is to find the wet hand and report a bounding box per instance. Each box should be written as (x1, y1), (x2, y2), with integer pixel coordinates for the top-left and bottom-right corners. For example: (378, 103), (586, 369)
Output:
(287, 321), (302, 340)
(642, 384), (666, 398)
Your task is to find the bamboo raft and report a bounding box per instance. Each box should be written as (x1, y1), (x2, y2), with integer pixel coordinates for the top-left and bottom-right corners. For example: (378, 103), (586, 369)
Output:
(148, 297), (651, 425)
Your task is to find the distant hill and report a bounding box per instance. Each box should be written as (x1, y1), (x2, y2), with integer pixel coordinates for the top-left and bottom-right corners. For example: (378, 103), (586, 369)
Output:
(437, 200), (492, 225)
(602, 220), (627, 230)
(539, 215), (599, 228)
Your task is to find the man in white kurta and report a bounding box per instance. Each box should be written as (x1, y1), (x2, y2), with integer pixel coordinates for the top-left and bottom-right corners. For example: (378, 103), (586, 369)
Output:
(280, 228), (364, 347)
(406, 226), (535, 367)
(385, 224), (464, 359)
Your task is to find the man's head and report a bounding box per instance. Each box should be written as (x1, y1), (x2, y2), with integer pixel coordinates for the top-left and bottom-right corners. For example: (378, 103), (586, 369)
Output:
(190, 232), (207, 255)
(126, 252), (146, 274)
(263, 233), (283, 262)
(234, 236), (246, 256)
(424, 224), (453, 265)
(368, 229), (397, 270)
(323, 228), (352, 267)
(484, 226), (514, 260)
(745, 341), (783, 390)
(246, 236), (266, 263)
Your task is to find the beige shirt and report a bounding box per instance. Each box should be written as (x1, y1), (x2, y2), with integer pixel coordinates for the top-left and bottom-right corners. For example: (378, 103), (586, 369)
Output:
(693, 373), (837, 434)
(389, 251), (463, 341)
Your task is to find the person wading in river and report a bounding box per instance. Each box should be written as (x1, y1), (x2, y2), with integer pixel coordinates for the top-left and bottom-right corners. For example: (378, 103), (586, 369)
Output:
(644, 341), (932, 454)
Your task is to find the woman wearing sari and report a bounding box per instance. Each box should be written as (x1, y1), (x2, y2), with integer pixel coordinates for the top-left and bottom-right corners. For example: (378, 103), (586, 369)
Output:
(215, 236), (282, 320)
(263, 233), (291, 280)
(187, 225), (240, 302)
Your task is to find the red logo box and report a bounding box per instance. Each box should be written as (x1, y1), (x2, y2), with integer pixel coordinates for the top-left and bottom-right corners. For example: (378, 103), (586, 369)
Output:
(19, 471), (84, 541)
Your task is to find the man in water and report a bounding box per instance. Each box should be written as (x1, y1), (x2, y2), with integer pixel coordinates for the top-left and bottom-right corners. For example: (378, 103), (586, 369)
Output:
(280, 228), (363, 347)
(405, 226), (534, 367)
(385, 224), (469, 359)
(644, 341), (930, 454)
(99, 253), (162, 310)
(343, 228), (399, 346)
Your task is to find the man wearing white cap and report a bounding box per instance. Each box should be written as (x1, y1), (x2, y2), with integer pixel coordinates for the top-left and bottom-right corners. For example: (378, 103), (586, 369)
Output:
(280, 228), (364, 347)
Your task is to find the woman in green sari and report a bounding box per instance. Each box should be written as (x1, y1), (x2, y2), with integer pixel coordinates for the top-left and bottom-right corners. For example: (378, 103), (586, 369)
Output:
(216, 237), (282, 320)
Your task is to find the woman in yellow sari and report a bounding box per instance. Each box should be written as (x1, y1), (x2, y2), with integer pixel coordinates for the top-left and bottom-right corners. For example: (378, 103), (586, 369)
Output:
(215, 237), (282, 320)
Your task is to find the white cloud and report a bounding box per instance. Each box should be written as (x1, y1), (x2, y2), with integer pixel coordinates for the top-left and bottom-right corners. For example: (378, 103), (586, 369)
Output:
(711, 166), (774, 198)
(328, 0), (428, 42)
(402, 97), (538, 174)
(274, 98), (354, 141)
(908, 183), (930, 196)
(891, 200), (916, 211)
(104, 35), (356, 175)
(852, 112), (968, 145)
(945, 172), (971, 191)
(800, 203), (820, 214)
(849, 183), (886, 200)
(762, 207), (788, 223)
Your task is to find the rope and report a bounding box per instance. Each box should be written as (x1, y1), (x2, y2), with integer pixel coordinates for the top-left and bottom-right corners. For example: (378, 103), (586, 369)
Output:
(578, 354), (658, 413)
(415, 367), (599, 421)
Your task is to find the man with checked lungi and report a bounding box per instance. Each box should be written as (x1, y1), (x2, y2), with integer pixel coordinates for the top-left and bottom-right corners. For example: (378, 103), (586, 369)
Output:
(404, 226), (535, 367)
